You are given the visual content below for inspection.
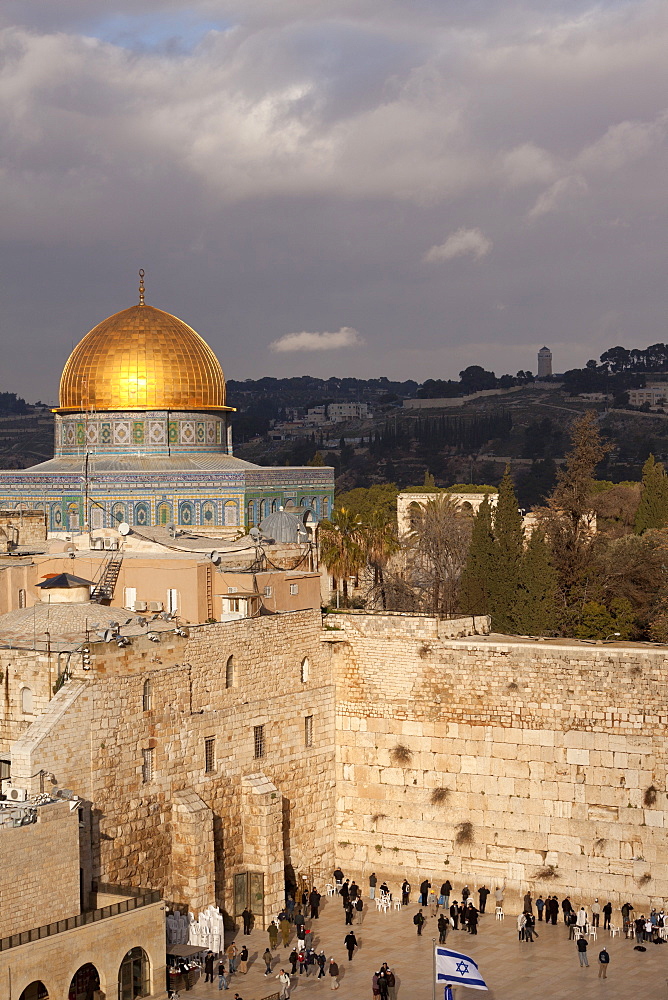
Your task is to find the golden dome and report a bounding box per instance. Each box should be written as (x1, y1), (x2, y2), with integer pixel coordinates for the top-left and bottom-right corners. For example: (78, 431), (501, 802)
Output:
(57, 303), (230, 412)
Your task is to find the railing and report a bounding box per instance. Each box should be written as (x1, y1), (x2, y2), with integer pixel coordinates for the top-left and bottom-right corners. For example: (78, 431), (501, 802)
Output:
(0, 887), (161, 952)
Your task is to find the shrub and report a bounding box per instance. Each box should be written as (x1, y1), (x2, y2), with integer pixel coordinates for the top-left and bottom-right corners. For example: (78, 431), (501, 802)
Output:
(391, 744), (413, 765)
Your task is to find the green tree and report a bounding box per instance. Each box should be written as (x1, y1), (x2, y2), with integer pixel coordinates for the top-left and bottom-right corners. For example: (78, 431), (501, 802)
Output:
(573, 597), (635, 640)
(335, 484), (399, 525)
(544, 411), (607, 598)
(308, 451), (326, 467)
(635, 454), (668, 533)
(458, 495), (494, 615)
(319, 507), (365, 604)
(409, 494), (472, 616)
(423, 470), (437, 490)
(488, 468), (524, 632)
(362, 509), (400, 609)
(516, 530), (560, 636)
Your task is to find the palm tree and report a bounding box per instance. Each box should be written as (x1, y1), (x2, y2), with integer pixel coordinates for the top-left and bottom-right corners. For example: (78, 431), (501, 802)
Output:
(319, 507), (365, 604)
(362, 510), (399, 609)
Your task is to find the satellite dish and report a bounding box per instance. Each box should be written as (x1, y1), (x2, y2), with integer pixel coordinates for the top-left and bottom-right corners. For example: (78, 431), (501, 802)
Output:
(118, 522), (131, 536)
(249, 527), (260, 539)
(209, 550), (220, 565)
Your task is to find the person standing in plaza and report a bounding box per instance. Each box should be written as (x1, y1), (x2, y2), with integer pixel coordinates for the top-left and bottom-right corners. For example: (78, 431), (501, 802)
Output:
(263, 948), (273, 976)
(494, 886), (504, 908)
(277, 968), (291, 999)
(350, 880), (359, 902)
(226, 942), (238, 975)
(280, 915), (291, 948)
(355, 896), (364, 924)
(242, 907), (253, 934)
(317, 952), (327, 979)
(340, 879), (350, 907)
(217, 960), (228, 991)
(205, 951), (215, 983)
(238, 946), (248, 975)
(329, 957), (340, 989)
(467, 904), (479, 936)
(577, 935), (589, 968)
(344, 900), (354, 925)
(442, 880), (452, 910)
(344, 929), (358, 960)
(603, 901), (612, 930)
(414, 908), (426, 936)
(372, 972), (380, 999)
(420, 878), (431, 906)
(369, 872), (378, 900)
(462, 885), (470, 904)
(268, 920), (279, 949)
(536, 896), (544, 921)
(289, 948), (298, 975)
(591, 899), (600, 928)
(523, 911), (535, 943)
(576, 906), (587, 933)
(402, 879), (411, 905)
(309, 887), (321, 919)
(523, 891), (533, 915)
(450, 900), (459, 930)
(598, 947), (610, 978)
(333, 867), (344, 891)
(562, 896), (573, 924)
(549, 896), (559, 925)
(385, 967), (396, 1000)
(478, 885), (489, 914)
(438, 912), (448, 943)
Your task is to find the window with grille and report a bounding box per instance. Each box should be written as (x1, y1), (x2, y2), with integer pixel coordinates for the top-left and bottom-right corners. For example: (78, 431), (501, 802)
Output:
(142, 748), (154, 783)
(205, 737), (216, 773)
(304, 715), (313, 748)
(18, 588), (26, 609)
(264, 586), (273, 597)
(142, 679), (152, 712)
(225, 655), (234, 689)
(253, 725), (265, 759)
(167, 588), (178, 613)
(290, 583), (299, 595)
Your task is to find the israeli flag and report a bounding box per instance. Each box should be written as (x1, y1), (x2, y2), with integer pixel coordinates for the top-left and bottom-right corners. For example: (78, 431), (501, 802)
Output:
(435, 946), (489, 991)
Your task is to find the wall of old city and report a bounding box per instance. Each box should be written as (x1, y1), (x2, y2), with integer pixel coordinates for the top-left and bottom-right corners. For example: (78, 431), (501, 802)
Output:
(0, 800), (80, 938)
(11, 610), (336, 924)
(0, 899), (166, 1000)
(0, 648), (56, 754)
(329, 614), (668, 906)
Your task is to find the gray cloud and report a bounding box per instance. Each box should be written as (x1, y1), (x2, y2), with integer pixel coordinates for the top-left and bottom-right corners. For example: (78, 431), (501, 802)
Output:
(270, 327), (364, 352)
(424, 228), (493, 262)
(1, 1), (668, 400)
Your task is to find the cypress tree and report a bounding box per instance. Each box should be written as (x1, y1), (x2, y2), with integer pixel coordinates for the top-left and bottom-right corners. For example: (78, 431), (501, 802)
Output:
(517, 530), (560, 636)
(635, 454), (668, 533)
(488, 467), (524, 633)
(458, 495), (494, 615)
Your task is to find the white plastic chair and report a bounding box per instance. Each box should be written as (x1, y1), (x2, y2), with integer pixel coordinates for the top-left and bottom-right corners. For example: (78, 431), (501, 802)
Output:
(326, 884), (335, 896)
(393, 899), (402, 911)
(495, 907), (504, 920)
(609, 925), (620, 938)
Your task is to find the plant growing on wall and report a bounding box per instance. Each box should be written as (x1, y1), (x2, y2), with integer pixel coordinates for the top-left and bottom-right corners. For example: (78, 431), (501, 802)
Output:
(637, 872), (652, 886)
(532, 865), (559, 880)
(391, 744), (413, 765)
(643, 785), (658, 806)
(371, 813), (387, 825)
(455, 821), (474, 846)
(430, 787), (450, 805)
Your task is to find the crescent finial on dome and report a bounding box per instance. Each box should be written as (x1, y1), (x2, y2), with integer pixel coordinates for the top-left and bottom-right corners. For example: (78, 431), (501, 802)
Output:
(138, 268), (145, 306)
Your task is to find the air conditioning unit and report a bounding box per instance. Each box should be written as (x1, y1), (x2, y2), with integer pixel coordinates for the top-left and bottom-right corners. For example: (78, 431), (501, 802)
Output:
(8, 786), (27, 802)
(1, 778), (12, 796)
(148, 601), (163, 612)
(92, 538), (105, 550)
(104, 539), (119, 550)
(134, 601), (148, 612)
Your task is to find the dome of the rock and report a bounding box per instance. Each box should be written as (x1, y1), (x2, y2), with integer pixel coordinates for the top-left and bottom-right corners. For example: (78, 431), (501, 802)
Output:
(58, 302), (228, 412)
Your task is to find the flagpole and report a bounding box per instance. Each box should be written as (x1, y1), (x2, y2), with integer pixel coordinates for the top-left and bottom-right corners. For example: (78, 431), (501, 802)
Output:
(432, 937), (436, 1000)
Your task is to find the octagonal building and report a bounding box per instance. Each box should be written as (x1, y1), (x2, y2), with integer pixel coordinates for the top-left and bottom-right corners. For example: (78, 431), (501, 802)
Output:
(0, 280), (334, 535)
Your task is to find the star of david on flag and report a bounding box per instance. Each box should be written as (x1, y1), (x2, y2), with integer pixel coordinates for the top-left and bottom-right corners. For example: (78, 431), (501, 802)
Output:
(435, 946), (489, 991)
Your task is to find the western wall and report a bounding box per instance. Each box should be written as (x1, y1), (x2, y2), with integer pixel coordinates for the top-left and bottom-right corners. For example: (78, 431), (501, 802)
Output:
(329, 613), (668, 905)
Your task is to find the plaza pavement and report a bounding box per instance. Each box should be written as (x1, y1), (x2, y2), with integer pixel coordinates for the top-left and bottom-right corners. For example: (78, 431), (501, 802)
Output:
(186, 892), (668, 1000)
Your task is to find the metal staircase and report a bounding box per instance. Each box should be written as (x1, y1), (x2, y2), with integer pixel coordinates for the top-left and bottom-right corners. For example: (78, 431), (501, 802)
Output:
(91, 551), (124, 603)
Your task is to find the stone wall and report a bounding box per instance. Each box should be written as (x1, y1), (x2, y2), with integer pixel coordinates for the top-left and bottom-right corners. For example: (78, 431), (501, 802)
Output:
(0, 899), (166, 1000)
(0, 800), (80, 938)
(330, 615), (668, 907)
(11, 610), (336, 925)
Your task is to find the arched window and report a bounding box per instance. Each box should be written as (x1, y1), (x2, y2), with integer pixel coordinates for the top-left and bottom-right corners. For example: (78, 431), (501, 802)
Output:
(111, 502), (126, 526)
(90, 506), (104, 529)
(322, 497), (330, 518)
(202, 501), (216, 525)
(178, 500), (194, 526)
(67, 502), (80, 530)
(19, 983), (49, 1000)
(246, 502), (255, 528)
(408, 501), (422, 530)
(21, 687), (33, 714)
(68, 964), (100, 1000)
(259, 499), (268, 519)
(134, 502), (150, 527)
(300, 657), (309, 683)
(225, 655), (234, 689)
(271, 500), (278, 513)
(51, 504), (63, 530)
(157, 502), (172, 525)
(142, 679), (152, 712)
(224, 501), (238, 526)
(119, 946), (150, 998)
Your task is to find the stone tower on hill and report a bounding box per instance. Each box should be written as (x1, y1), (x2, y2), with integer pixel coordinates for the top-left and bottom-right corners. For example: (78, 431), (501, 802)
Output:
(537, 345), (552, 378)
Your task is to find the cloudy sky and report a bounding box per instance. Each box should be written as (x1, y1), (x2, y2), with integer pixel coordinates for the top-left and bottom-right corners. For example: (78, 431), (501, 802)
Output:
(2, 0), (668, 401)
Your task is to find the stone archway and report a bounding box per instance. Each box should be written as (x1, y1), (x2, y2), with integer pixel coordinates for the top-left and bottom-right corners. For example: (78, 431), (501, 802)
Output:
(19, 984), (49, 1000)
(118, 946), (151, 999)
(67, 963), (100, 1000)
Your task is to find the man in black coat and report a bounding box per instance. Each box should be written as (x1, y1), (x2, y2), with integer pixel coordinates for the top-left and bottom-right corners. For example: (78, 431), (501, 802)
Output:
(449, 900), (459, 930)
(413, 909), (425, 936)
(344, 930), (358, 960)
(467, 905), (479, 935)
(478, 886), (489, 913)
(242, 907), (253, 934)
(309, 888), (321, 919)
(420, 879), (431, 906)
(204, 951), (215, 982)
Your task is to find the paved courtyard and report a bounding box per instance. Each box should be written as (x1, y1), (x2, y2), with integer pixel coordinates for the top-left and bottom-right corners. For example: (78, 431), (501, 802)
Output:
(185, 890), (668, 1000)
